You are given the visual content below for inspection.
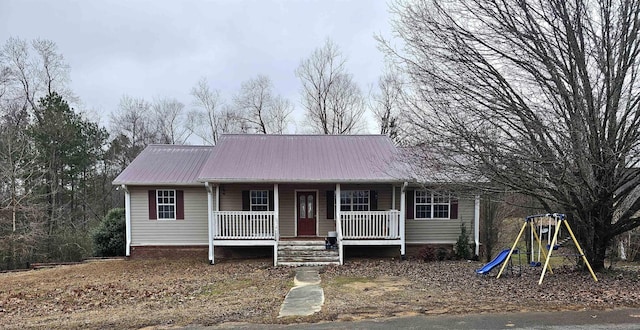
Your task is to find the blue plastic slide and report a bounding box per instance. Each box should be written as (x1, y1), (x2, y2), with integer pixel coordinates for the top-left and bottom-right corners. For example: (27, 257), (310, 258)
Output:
(475, 248), (513, 275)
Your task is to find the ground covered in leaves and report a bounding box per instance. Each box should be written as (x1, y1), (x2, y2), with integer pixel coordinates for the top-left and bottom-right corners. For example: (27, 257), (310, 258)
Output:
(1, 257), (639, 329)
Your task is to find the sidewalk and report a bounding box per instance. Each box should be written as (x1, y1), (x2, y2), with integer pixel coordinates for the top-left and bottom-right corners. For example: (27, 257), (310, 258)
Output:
(278, 267), (324, 317)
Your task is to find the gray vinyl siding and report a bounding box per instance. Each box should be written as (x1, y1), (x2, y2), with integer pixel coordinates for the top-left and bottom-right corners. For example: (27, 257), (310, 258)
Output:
(405, 197), (475, 244)
(129, 186), (210, 246)
(129, 182), (477, 244)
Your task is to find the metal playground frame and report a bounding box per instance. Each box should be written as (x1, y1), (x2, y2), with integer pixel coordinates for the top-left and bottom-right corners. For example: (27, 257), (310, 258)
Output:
(497, 213), (598, 285)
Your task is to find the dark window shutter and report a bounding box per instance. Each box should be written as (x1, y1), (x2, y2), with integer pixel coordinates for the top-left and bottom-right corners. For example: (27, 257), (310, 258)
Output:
(268, 190), (274, 211)
(326, 190), (335, 220)
(148, 190), (157, 220)
(176, 190), (184, 220)
(406, 190), (414, 220)
(450, 195), (458, 219)
(242, 190), (250, 211)
(370, 190), (378, 211)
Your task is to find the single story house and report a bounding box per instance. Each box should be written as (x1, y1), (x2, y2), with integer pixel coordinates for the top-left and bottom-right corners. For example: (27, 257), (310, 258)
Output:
(113, 134), (480, 266)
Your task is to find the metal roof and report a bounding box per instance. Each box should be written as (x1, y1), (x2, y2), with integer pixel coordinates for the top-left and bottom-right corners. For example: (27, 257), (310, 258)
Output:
(112, 145), (215, 185)
(198, 134), (408, 183)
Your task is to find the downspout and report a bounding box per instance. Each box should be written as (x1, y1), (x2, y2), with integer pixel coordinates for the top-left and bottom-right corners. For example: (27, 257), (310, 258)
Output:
(205, 182), (214, 264)
(474, 194), (480, 256)
(121, 185), (131, 257)
(273, 183), (279, 267)
(336, 183), (343, 265)
(400, 182), (407, 259)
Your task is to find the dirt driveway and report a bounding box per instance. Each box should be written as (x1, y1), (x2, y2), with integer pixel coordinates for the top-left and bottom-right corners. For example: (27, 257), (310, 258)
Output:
(1, 257), (639, 329)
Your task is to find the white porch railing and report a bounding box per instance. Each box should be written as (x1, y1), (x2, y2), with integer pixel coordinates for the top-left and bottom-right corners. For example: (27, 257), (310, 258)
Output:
(340, 210), (401, 239)
(213, 211), (275, 239)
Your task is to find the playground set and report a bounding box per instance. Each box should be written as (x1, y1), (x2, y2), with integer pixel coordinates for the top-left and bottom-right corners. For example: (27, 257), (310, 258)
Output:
(475, 213), (598, 284)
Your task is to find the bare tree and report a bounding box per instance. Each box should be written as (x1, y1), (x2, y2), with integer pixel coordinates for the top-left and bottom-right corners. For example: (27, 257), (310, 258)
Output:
(371, 69), (404, 141)
(382, 0), (640, 270)
(188, 78), (244, 145)
(296, 39), (366, 134)
(0, 37), (73, 113)
(234, 75), (293, 134)
(152, 97), (191, 144)
(109, 95), (158, 165)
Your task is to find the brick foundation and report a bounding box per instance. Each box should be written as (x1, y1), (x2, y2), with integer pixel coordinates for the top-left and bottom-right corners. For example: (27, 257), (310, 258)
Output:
(129, 245), (273, 261)
(129, 246), (208, 259)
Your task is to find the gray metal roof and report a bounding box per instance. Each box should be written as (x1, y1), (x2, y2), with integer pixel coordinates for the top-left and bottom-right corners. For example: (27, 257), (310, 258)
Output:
(198, 134), (407, 183)
(112, 145), (215, 185)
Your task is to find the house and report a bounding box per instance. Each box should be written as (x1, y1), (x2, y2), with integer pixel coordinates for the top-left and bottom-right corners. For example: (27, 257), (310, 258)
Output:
(113, 134), (481, 266)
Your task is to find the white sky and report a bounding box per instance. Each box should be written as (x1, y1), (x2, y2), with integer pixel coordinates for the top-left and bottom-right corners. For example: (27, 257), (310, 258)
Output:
(0, 0), (394, 135)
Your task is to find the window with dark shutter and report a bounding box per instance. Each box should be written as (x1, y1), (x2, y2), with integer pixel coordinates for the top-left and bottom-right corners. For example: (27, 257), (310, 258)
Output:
(406, 190), (414, 220)
(242, 190), (250, 211)
(326, 190), (335, 219)
(268, 190), (274, 211)
(156, 189), (177, 220)
(176, 190), (184, 220)
(450, 196), (459, 219)
(370, 190), (378, 211)
(148, 190), (157, 220)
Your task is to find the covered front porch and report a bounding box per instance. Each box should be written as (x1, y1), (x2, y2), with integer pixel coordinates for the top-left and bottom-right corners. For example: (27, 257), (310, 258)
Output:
(205, 183), (407, 266)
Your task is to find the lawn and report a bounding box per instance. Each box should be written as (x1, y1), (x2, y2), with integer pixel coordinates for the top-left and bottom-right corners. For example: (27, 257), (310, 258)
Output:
(1, 257), (639, 329)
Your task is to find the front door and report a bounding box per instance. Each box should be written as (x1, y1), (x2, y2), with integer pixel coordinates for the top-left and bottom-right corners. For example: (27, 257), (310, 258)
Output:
(297, 191), (316, 236)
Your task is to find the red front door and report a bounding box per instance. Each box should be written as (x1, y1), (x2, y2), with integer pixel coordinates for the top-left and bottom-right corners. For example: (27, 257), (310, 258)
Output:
(297, 191), (316, 236)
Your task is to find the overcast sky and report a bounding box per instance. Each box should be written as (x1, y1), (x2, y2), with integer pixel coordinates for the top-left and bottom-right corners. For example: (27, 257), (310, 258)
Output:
(0, 0), (394, 135)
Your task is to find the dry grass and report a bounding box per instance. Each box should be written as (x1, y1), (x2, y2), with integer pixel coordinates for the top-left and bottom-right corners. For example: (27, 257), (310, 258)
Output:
(0, 258), (292, 329)
(1, 257), (640, 329)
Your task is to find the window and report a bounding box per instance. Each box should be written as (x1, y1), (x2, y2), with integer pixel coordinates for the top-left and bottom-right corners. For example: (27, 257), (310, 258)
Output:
(415, 190), (450, 219)
(157, 189), (176, 220)
(340, 190), (369, 211)
(250, 190), (269, 211)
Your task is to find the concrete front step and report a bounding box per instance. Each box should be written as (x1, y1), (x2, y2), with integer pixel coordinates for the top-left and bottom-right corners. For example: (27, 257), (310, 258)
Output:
(278, 245), (332, 251)
(279, 261), (340, 267)
(277, 240), (340, 266)
(277, 250), (338, 257)
(278, 253), (340, 261)
(279, 240), (326, 246)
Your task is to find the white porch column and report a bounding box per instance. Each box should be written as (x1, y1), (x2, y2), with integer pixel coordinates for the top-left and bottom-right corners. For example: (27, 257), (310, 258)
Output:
(400, 182), (407, 258)
(122, 185), (131, 257)
(336, 183), (343, 265)
(206, 183), (214, 264)
(273, 183), (279, 267)
(474, 194), (481, 256)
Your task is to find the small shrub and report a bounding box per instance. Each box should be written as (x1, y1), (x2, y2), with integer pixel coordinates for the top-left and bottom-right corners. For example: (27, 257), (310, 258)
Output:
(418, 245), (436, 262)
(92, 208), (126, 257)
(418, 245), (452, 262)
(436, 247), (450, 261)
(455, 222), (472, 260)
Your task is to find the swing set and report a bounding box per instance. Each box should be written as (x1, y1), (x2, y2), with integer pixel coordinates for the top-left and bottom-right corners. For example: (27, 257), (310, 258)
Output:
(496, 213), (598, 284)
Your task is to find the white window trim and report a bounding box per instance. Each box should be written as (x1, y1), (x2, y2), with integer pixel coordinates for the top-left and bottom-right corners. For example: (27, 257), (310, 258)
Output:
(340, 190), (370, 212)
(157, 189), (176, 220)
(250, 190), (269, 211)
(415, 190), (451, 220)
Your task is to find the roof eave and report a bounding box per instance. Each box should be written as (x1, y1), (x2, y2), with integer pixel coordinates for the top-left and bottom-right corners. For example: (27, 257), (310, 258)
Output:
(198, 178), (411, 184)
(112, 181), (205, 187)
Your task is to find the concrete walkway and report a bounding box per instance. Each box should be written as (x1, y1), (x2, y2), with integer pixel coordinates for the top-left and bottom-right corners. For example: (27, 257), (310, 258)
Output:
(278, 267), (324, 317)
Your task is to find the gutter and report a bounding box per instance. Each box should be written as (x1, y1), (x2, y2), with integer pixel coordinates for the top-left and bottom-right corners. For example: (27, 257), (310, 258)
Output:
(121, 184), (132, 257)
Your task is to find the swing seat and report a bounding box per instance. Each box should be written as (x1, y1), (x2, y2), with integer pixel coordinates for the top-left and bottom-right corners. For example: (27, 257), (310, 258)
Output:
(546, 244), (560, 250)
(530, 261), (541, 267)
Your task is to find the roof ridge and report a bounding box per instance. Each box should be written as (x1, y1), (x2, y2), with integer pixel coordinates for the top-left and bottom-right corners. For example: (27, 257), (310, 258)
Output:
(147, 144), (215, 148)
(220, 134), (388, 137)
